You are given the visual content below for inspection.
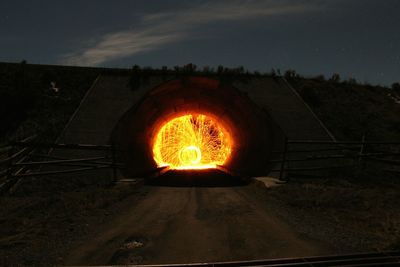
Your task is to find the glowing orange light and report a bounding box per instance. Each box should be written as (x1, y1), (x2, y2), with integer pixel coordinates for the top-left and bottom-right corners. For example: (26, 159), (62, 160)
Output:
(153, 114), (232, 169)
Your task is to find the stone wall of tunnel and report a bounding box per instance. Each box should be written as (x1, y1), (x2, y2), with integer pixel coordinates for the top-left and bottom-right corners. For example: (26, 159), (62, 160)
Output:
(111, 76), (285, 177)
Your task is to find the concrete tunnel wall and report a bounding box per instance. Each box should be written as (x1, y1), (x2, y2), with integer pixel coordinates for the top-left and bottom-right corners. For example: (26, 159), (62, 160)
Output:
(111, 76), (285, 177)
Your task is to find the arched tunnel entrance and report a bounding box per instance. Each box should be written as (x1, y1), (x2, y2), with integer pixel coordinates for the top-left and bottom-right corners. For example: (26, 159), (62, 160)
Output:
(111, 77), (284, 177)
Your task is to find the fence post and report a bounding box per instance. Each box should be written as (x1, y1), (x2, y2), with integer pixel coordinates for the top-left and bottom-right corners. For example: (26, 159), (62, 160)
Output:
(356, 134), (366, 178)
(6, 143), (14, 181)
(111, 144), (117, 183)
(279, 137), (288, 181)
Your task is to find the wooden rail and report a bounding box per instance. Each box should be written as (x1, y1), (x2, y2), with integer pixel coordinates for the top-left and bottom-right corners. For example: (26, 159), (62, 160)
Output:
(287, 140), (400, 145)
(13, 165), (111, 178)
(127, 250), (400, 266)
(274, 137), (400, 181)
(11, 141), (112, 150)
(1, 137), (400, 192)
(13, 156), (108, 166)
(0, 138), (119, 194)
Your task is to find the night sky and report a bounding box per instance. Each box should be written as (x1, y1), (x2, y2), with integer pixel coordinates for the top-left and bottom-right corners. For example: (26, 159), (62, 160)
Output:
(1, 0), (399, 85)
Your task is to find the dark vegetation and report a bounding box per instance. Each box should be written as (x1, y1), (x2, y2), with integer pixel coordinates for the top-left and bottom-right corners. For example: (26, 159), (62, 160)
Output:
(254, 175), (400, 253)
(0, 177), (148, 266)
(128, 63), (255, 91)
(284, 70), (400, 141)
(0, 62), (101, 144)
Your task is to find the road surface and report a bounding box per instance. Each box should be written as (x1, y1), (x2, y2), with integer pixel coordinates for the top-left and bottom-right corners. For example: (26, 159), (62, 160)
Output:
(64, 174), (330, 265)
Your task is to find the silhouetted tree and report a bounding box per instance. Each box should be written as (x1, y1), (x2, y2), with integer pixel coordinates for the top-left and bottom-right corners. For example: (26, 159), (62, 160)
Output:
(284, 69), (297, 79)
(132, 64), (140, 72)
(329, 73), (341, 83)
(314, 74), (325, 81)
(270, 68), (277, 77)
(237, 66), (245, 74)
(217, 65), (224, 75)
(161, 66), (168, 81)
(202, 66), (211, 74)
(129, 65), (141, 90)
(392, 82), (400, 96)
(183, 63), (196, 74)
(347, 77), (357, 85)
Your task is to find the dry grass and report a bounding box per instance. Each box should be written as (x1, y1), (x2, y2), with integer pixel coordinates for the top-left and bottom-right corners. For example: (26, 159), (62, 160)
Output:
(260, 175), (400, 253)
(0, 176), (147, 266)
(290, 78), (400, 141)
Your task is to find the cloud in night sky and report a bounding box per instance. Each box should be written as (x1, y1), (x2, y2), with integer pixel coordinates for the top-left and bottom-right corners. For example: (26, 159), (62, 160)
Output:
(60, 0), (320, 66)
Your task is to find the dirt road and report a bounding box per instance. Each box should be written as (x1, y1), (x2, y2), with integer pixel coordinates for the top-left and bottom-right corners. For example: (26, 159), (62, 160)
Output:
(64, 173), (331, 265)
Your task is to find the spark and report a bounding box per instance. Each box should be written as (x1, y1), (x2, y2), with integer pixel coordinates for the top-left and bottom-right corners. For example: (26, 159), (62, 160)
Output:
(153, 114), (232, 170)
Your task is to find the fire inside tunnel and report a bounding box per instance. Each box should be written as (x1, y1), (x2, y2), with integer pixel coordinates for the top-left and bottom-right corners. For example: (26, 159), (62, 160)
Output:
(152, 114), (232, 170)
(111, 77), (284, 177)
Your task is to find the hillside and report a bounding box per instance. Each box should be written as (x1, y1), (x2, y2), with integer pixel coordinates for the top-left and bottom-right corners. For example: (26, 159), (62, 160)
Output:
(287, 76), (400, 141)
(1, 62), (399, 144)
(0, 62), (101, 143)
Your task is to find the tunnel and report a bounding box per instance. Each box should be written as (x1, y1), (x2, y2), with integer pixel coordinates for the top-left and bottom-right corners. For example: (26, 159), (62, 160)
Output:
(111, 76), (284, 177)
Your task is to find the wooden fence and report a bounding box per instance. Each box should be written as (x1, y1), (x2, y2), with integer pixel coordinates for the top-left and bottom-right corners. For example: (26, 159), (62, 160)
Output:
(1, 136), (400, 193)
(272, 138), (400, 180)
(0, 136), (119, 194)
